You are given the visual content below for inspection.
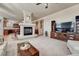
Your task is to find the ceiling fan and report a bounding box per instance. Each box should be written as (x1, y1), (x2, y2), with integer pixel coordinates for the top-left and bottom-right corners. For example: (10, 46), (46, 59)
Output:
(36, 3), (48, 9)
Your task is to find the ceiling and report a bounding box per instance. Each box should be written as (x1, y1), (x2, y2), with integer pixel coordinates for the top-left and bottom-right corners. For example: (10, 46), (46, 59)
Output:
(0, 3), (78, 21)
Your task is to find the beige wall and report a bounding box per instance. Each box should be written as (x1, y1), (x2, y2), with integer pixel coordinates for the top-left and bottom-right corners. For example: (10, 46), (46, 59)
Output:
(34, 20), (44, 35)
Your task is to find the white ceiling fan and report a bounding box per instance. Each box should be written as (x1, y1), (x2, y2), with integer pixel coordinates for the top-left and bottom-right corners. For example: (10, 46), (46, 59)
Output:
(36, 3), (48, 9)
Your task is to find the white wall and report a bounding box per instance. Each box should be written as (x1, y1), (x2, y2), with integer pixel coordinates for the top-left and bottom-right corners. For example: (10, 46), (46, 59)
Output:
(35, 4), (79, 37)
(0, 16), (3, 36)
(43, 17), (51, 37)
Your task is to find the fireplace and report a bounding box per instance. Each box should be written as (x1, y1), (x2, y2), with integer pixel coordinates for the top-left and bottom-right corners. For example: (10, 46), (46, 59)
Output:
(17, 11), (37, 39)
(24, 27), (32, 35)
(17, 23), (36, 39)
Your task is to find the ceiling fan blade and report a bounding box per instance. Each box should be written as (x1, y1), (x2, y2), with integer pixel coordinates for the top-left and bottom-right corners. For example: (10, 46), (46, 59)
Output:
(36, 3), (41, 5)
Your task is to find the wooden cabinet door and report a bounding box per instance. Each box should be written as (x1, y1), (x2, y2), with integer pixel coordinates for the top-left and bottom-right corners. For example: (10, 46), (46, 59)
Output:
(75, 34), (79, 41)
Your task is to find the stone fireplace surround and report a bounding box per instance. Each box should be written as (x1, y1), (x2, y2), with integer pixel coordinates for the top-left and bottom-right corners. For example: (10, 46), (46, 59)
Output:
(17, 23), (37, 39)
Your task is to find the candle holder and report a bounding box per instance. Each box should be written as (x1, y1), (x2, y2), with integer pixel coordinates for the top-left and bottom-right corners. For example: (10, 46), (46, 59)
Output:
(20, 41), (31, 50)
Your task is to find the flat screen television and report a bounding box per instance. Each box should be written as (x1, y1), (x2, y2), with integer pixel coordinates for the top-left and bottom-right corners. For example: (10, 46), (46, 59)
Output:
(56, 22), (74, 32)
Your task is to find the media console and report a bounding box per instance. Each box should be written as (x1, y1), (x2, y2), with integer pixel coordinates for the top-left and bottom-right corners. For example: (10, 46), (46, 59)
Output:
(50, 32), (79, 41)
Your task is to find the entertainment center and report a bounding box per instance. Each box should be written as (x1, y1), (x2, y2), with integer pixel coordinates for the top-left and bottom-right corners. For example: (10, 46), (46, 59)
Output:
(50, 16), (79, 41)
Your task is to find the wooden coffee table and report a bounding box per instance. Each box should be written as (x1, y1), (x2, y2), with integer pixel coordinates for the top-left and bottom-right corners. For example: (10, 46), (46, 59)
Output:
(17, 42), (39, 56)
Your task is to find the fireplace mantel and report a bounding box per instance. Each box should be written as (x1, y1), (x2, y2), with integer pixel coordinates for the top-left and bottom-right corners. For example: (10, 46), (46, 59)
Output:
(19, 23), (35, 26)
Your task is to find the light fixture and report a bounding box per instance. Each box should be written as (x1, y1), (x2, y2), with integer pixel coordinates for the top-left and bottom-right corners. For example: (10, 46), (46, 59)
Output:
(36, 3), (48, 9)
(44, 3), (48, 8)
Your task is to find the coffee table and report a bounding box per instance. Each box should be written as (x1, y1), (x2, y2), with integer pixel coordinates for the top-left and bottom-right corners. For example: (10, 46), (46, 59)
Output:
(17, 42), (39, 56)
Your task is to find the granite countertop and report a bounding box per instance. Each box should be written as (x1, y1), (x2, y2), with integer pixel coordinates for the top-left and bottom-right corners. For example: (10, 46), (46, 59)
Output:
(4, 27), (19, 30)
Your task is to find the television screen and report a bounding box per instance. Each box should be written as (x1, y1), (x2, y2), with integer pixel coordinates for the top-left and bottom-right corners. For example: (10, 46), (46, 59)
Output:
(56, 23), (62, 32)
(56, 22), (74, 32)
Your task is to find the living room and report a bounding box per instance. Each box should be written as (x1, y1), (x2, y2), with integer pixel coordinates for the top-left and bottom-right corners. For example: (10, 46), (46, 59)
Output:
(0, 3), (79, 56)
